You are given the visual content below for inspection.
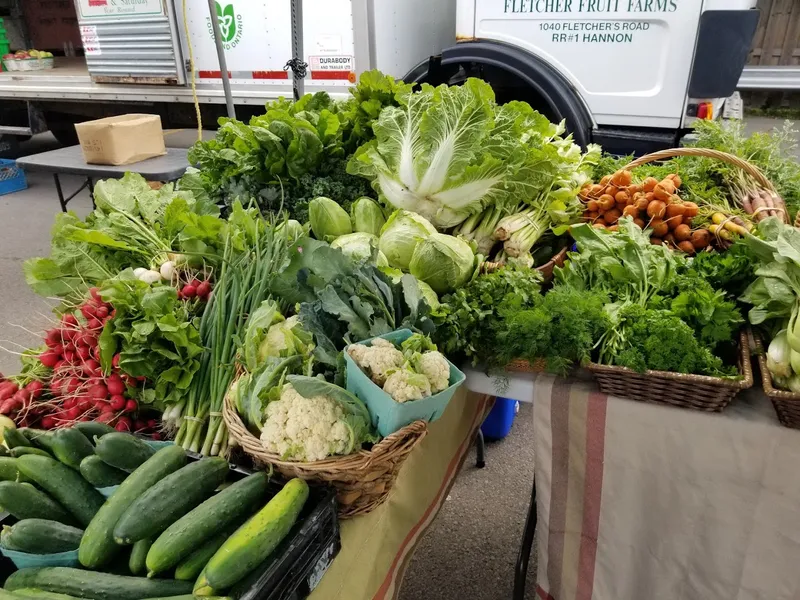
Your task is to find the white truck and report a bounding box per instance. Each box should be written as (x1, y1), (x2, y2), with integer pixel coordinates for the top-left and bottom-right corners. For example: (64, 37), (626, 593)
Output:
(0, 0), (759, 154)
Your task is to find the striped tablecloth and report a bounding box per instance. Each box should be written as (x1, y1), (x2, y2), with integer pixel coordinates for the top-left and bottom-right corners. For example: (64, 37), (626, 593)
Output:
(533, 376), (800, 600)
(309, 389), (493, 600)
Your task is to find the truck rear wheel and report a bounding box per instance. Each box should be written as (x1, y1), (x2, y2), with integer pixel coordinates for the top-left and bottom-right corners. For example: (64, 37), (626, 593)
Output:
(45, 113), (80, 146)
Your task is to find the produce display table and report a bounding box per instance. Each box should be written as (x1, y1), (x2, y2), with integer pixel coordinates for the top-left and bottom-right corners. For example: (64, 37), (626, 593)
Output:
(16, 146), (190, 212)
(525, 375), (800, 600)
(308, 389), (493, 600)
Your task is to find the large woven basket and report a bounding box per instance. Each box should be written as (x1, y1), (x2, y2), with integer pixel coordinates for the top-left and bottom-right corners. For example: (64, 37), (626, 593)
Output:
(223, 385), (427, 519)
(752, 332), (800, 429)
(586, 330), (753, 412)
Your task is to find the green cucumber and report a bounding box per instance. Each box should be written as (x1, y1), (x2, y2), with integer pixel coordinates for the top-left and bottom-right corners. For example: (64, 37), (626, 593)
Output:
(78, 445), (186, 569)
(4, 567), (194, 600)
(146, 471), (269, 576)
(50, 429), (94, 470)
(4, 428), (31, 449)
(72, 422), (115, 444)
(10, 447), (51, 458)
(9, 589), (84, 600)
(0, 457), (27, 482)
(0, 445), (7, 457)
(79, 456), (127, 488)
(0, 589), (29, 600)
(141, 597), (231, 600)
(0, 519), (83, 554)
(114, 457), (229, 545)
(0, 482), (74, 524)
(173, 531), (228, 581)
(16, 455), (105, 527)
(195, 478), (309, 595)
(21, 430), (58, 453)
(128, 538), (151, 575)
(94, 433), (154, 472)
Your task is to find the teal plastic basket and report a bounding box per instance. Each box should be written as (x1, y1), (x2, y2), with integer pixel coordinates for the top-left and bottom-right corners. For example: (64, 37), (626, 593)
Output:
(344, 329), (465, 437)
(0, 547), (80, 569)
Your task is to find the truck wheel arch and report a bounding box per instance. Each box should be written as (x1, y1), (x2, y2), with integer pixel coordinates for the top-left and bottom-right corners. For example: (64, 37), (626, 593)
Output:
(405, 40), (593, 149)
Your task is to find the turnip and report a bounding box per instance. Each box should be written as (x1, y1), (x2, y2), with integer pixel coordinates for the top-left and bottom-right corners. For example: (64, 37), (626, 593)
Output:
(159, 260), (175, 282)
(124, 399), (138, 413)
(109, 395), (126, 411)
(138, 269), (162, 284)
(39, 351), (60, 368)
(133, 267), (147, 277)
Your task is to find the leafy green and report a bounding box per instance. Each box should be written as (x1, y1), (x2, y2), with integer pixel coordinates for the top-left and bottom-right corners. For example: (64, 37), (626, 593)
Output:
(667, 280), (743, 349)
(233, 355), (303, 431)
(684, 241), (756, 299)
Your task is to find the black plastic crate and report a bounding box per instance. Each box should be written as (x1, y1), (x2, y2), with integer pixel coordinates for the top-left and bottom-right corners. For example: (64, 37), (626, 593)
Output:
(0, 451), (340, 600)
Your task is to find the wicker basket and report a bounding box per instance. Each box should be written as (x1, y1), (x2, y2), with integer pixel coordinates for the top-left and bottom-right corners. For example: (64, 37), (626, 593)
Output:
(622, 147), (790, 225)
(223, 385), (427, 519)
(585, 330), (752, 412)
(481, 246), (568, 281)
(752, 332), (800, 429)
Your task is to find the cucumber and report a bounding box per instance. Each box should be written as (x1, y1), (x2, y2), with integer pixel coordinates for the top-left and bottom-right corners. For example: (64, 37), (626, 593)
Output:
(72, 422), (115, 444)
(4, 428), (31, 449)
(8, 589), (83, 600)
(173, 531), (228, 581)
(50, 429), (94, 470)
(140, 597), (231, 600)
(10, 447), (52, 458)
(16, 455), (105, 527)
(114, 457), (229, 546)
(0, 482), (75, 525)
(78, 445), (186, 569)
(0, 457), (27, 482)
(0, 445), (7, 457)
(195, 478), (309, 595)
(146, 472), (269, 576)
(128, 538), (151, 575)
(21, 430), (58, 454)
(0, 519), (83, 554)
(94, 433), (154, 473)
(4, 567), (194, 600)
(79, 456), (127, 488)
(0, 589), (28, 600)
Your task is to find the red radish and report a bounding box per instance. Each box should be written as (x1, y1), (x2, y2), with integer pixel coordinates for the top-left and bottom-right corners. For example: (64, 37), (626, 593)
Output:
(41, 416), (56, 430)
(106, 378), (125, 396)
(151, 432), (162, 441)
(54, 360), (67, 371)
(63, 350), (76, 363)
(77, 399), (94, 413)
(80, 305), (96, 320)
(181, 285), (197, 299)
(109, 395), (126, 411)
(95, 306), (109, 319)
(26, 381), (44, 398)
(87, 318), (102, 330)
(77, 346), (91, 361)
(91, 346), (102, 362)
(112, 354), (121, 369)
(124, 399), (138, 413)
(82, 359), (100, 375)
(190, 278), (201, 288)
(87, 383), (108, 399)
(89, 287), (101, 301)
(66, 377), (81, 394)
(46, 329), (62, 345)
(0, 400), (15, 415)
(134, 419), (147, 431)
(94, 400), (110, 412)
(196, 281), (212, 298)
(147, 419), (158, 429)
(66, 406), (82, 421)
(115, 417), (131, 432)
(0, 383), (18, 401)
(97, 412), (116, 424)
(39, 351), (60, 368)
(63, 398), (77, 409)
(62, 314), (79, 328)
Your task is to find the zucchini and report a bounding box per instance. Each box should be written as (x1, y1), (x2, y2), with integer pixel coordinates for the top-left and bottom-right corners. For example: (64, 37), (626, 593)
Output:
(78, 445), (186, 569)
(79, 456), (127, 488)
(0, 519), (83, 554)
(50, 429), (94, 470)
(4, 567), (194, 600)
(94, 433), (154, 472)
(8, 589), (83, 600)
(173, 531), (228, 581)
(128, 538), (151, 575)
(114, 457), (229, 545)
(146, 472), (269, 576)
(10, 447), (51, 458)
(4, 428), (31, 449)
(195, 478), (309, 595)
(16, 455), (105, 527)
(0, 457), (27, 482)
(72, 422), (114, 444)
(0, 482), (74, 524)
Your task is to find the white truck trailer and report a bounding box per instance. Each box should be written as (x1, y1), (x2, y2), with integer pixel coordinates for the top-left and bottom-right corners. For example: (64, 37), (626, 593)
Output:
(0, 0), (758, 154)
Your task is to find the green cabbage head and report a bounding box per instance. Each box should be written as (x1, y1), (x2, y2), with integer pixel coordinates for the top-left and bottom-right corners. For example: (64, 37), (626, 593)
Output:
(409, 233), (475, 294)
(331, 232), (388, 267)
(309, 196), (352, 241)
(379, 210), (436, 270)
(351, 197), (386, 236)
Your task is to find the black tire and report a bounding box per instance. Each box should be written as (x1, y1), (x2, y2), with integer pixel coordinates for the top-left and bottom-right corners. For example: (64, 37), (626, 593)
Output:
(49, 122), (79, 146)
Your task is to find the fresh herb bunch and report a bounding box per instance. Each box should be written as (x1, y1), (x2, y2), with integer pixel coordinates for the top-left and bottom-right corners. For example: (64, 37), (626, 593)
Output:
(685, 241), (755, 299)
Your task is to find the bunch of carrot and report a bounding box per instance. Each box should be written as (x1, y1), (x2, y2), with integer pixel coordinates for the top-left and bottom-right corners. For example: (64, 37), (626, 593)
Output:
(579, 170), (745, 254)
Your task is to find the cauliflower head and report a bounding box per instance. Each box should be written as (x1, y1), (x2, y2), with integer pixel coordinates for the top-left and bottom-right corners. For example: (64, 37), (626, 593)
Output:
(414, 351), (450, 393)
(347, 338), (404, 386)
(383, 367), (432, 403)
(260, 384), (353, 462)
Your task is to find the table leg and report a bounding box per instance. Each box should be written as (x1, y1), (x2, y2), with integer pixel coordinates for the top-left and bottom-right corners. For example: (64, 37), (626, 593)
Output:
(53, 173), (68, 213)
(513, 474), (537, 600)
(475, 429), (486, 469)
(88, 178), (95, 209)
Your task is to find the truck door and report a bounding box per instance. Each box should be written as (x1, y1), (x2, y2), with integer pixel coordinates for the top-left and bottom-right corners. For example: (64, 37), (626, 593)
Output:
(467, 0), (738, 130)
(74, 0), (186, 84)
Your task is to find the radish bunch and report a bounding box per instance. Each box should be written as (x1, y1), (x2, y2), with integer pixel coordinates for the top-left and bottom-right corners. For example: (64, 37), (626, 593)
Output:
(0, 378), (45, 426)
(178, 278), (212, 301)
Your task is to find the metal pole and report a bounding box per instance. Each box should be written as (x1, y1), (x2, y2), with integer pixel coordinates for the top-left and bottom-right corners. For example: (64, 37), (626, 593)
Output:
(206, 0), (236, 119)
(290, 0), (305, 100)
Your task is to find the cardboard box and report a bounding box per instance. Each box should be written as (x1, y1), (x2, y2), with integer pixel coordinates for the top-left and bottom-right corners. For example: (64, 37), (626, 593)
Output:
(75, 114), (166, 166)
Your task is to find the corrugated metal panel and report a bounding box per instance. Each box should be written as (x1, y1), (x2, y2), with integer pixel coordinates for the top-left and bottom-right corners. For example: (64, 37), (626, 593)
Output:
(83, 16), (181, 84)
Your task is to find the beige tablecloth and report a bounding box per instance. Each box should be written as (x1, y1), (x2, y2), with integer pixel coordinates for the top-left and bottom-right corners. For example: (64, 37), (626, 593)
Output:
(309, 390), (493, 600)
(533, 376), (800, 600)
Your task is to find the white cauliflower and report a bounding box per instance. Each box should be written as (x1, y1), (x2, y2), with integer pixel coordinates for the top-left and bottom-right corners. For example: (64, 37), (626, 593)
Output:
(383, 368), (432, 403)
(414, 351), (450, 393)
(347, 338), (404, 386)
(260, 384), (353, 462)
